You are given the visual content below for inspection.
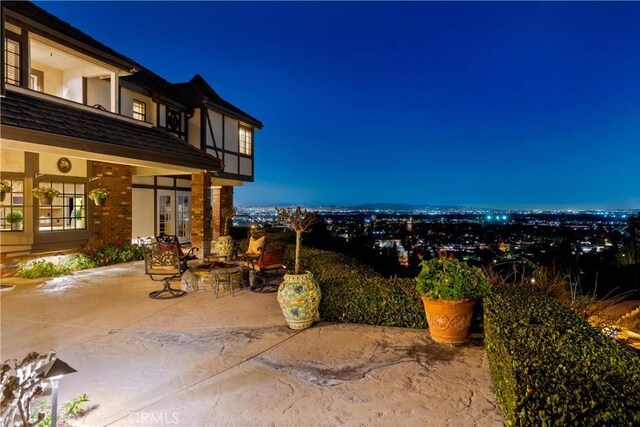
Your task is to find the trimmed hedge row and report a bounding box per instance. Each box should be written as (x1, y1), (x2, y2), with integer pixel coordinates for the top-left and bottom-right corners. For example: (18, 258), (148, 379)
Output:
(283, 245), (427, 328)
(484, 285), (640, 426)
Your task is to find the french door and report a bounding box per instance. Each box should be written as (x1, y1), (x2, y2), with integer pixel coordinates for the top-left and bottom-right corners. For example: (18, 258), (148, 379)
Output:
(176, 191), (191, 243)
(157, 190), (174, 236)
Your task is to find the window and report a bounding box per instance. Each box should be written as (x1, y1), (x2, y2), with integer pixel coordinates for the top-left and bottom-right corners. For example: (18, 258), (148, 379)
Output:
(239, 126), (253, 156)
(4, 37), (21, 86)
(38, 181), (86, 232)
(132, 99), (146, 122)
(0, 179), (24, 232)
(30, 69), (44, 92)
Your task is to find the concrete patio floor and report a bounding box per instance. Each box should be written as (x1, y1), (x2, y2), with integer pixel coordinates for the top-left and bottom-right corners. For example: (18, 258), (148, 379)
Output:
(1, 261), (502, 426)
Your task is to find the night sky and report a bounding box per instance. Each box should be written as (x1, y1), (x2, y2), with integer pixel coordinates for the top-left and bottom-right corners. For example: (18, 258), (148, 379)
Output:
(35, 1), (640, 209)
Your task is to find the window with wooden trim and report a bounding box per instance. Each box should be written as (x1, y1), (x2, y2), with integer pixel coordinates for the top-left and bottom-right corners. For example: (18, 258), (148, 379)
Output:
(37, 181), (86, 232)
(4, 37), (21, 86)
(132, 99), (146, 122)
(0, 179), (24, 232)
(239, 126), (252, 156)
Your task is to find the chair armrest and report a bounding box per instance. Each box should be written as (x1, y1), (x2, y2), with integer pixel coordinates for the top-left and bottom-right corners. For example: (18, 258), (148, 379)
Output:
(184, 247), (199, 259)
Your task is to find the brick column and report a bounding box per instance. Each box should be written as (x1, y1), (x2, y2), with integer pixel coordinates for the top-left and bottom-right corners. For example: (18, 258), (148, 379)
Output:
(88, 162), (132, 249)
(212, 186), (234, 239)
(191, 172), (212, 257)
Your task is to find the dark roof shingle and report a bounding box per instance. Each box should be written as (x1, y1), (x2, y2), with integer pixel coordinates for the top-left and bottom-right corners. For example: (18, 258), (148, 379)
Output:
(1, 90), (221, 172)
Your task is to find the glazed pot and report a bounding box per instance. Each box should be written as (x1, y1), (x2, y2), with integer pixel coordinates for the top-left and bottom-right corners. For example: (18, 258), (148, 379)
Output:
(421, 297), (476, 344)
(40, 196), (53, 206)
(0, 191), (5, 202)
(10, 222), (23, 231)
(214, 235), (234, 258)
(277, 271), (321, 330)
(93, 198), (106, 206)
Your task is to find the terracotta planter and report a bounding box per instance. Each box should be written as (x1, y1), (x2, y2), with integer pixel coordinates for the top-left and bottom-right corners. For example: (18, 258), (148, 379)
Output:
(214, 235), (234, 258)
(421, 297), (476, 344)
(93, 198), (106, 206)
(277, 271), (321, 330)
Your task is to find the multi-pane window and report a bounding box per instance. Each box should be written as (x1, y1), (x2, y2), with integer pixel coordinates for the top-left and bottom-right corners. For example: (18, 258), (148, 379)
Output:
(37, 181), (86, 232)
(239, 126), (252, 156)
(4, 37), (21, 86)
(132, 99), (146, 122)
(0, 179), (24, 232)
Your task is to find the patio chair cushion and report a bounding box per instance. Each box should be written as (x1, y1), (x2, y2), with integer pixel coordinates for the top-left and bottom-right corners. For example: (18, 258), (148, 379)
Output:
(147, 266), (180, 275)
(247, 236), (265, 254)
(256, 249), (284, 268)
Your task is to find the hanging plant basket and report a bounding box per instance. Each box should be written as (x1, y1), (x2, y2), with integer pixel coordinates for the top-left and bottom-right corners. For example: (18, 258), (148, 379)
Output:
(93, 198), (106, 206)
(0, 191), (6, 202)
(41, 197), (53, 206)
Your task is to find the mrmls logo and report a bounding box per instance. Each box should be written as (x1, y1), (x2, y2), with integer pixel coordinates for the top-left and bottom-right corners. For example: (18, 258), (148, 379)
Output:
(128, 412), (180, 425)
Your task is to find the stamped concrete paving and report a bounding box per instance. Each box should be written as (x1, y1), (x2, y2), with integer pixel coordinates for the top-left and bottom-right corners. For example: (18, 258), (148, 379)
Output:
(1, 261), (502, 426)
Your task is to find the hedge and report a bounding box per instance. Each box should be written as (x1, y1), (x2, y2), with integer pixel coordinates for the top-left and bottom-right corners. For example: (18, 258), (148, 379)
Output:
(282, 245), (427, 328)
(484, 285), (640, 426)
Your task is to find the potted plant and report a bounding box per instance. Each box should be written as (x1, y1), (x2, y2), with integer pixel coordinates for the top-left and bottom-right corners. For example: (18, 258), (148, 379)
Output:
(275, 206), (320, 329)
(88, 187), (110, 206)
(32, 186), (60, 205)
(415, 252), (492, 344)
(214, 206), (237, 258)
(5, 210), (23, 231)
(0, 180), (12, 202)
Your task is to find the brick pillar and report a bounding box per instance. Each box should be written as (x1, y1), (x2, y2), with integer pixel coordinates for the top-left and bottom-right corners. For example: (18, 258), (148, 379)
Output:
(191, 172), (212, 257)
(212, 186), (234, 239)
(88, 162), (132, 249)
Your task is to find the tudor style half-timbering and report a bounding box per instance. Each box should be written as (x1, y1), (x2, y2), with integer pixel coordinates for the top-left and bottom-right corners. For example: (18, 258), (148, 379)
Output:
(0, 1), (262, 261)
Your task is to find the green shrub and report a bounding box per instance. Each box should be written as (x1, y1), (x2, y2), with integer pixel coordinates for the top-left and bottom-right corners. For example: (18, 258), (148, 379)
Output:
(16, 242), (144, 278)
(89, 241), (144, 266)
(17, 260), (72, 279)
(484, 285), (640, 426)
(283, 245), (427, 328)
(415, 253), (491, 300)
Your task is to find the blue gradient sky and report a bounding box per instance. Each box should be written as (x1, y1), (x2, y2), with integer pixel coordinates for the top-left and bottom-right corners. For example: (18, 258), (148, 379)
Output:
(37, 1), (640, 209)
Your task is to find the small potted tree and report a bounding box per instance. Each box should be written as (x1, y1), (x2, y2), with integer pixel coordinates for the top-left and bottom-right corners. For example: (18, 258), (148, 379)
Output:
(0, 181), (12, 202)
(415, 252), (492, 344)
(275, 206), (321, 329)
(214, 206), (237, 258)
(5, 210), (23, 231)
(32, 186), (60, 205)
(88, 187), (110, 206)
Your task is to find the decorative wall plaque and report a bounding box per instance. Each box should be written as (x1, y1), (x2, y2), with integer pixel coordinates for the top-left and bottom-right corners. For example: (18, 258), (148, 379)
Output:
(57, 157), (72, 173)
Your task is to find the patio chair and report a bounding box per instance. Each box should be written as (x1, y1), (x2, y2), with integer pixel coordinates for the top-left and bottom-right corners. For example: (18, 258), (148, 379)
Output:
(143, 241), (187, 299)
(239, 232), (266, 268)
(156, 234), (199, 272)
(249, 245), (286, 293)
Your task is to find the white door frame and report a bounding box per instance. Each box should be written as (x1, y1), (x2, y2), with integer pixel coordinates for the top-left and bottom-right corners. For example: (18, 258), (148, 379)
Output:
(157, 190), (175, 237)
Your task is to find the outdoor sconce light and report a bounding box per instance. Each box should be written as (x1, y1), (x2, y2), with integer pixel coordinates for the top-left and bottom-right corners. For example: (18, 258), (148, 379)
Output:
(36, 358), (77, 427)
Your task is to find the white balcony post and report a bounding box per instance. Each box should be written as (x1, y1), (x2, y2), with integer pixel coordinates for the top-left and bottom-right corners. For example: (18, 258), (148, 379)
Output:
(110, 71), (119, 113)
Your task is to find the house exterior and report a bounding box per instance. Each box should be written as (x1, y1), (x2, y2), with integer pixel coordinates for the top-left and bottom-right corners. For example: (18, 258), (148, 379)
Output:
(0, 1), (262, 261)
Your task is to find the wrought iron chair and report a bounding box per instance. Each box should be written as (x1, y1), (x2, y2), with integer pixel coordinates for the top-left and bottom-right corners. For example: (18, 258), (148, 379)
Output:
(238, 232), (266, 269)
(155, 234), (199, 273)
(249, 245), (286, 293)
(143, 242), (187, 299)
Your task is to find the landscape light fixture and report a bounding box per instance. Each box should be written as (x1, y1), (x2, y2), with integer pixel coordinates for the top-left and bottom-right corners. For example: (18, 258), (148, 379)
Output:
(36, 358), (77, 427)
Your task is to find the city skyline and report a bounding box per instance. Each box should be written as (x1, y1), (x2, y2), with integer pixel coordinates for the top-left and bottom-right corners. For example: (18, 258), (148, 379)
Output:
(37, 1), (640, 209)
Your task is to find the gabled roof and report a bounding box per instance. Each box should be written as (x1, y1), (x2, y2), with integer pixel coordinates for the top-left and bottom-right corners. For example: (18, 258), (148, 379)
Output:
(1, 90), (221, 172)
(2, 1), (138, 72)
(173, 75), (263, 129)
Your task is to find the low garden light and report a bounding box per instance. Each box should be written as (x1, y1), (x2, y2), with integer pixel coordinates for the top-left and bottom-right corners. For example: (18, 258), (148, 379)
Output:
(36, 358), (77, 427)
